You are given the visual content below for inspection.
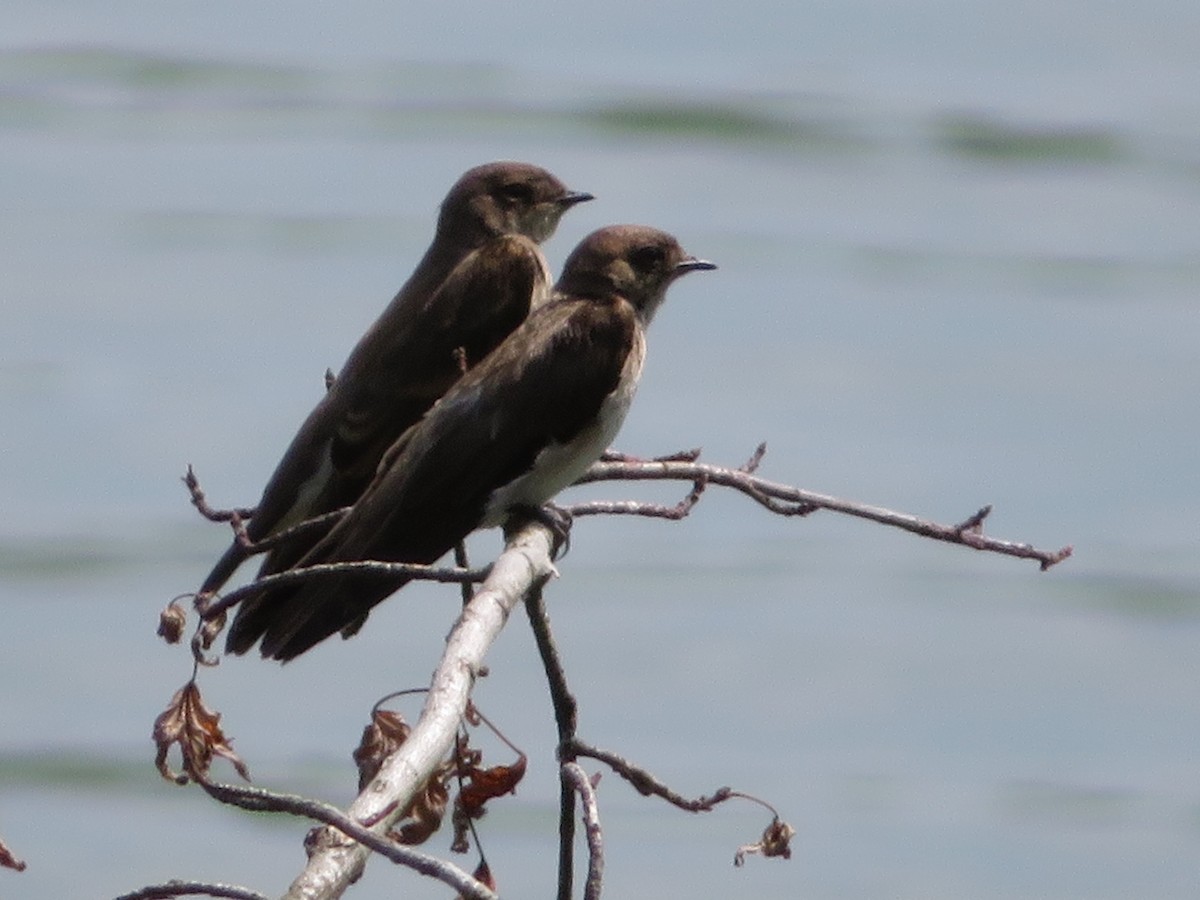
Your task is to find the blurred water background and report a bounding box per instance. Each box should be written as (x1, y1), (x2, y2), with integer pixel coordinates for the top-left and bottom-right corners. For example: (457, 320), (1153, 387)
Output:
(2, 2), (1199, 897)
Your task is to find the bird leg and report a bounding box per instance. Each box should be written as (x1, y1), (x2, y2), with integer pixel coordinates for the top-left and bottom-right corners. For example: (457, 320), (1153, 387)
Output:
(507, 503), (574, 559)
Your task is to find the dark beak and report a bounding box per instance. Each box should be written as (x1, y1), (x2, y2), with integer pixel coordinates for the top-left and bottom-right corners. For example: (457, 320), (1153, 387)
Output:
(557, 190), (595, 207)
(675, 256), (718, 274)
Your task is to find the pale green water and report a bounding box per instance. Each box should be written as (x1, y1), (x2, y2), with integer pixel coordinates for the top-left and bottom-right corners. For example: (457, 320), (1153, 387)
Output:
(2, 3), (1200, 898)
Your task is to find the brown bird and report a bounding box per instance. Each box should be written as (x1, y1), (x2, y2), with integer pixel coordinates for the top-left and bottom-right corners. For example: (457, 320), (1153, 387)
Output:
(201, 162), (592, 632)
(228, 224), (716, 660)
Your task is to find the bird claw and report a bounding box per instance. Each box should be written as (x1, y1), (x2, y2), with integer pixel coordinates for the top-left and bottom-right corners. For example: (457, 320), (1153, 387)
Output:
(508, 503), (573, 559)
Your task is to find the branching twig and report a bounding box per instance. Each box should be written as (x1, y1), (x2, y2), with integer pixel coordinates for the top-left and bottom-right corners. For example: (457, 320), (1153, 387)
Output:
(191, 778), (494, 900)
(563, 475), (706, 521)
(564, 739), (735, 813)
(561, 763), (604, 900)
(524, 587), (580, 900)
(576, 444), (1073, 570)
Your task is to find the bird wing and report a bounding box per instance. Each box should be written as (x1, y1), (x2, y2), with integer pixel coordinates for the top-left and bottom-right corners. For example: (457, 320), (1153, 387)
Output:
(240, 295), (637, 659)
(207, 236), (546, 599)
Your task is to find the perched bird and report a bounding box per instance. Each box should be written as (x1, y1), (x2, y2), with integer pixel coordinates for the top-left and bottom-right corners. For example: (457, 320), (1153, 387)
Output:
(200, 162), (592, 616)
(228, 224), (716, 660)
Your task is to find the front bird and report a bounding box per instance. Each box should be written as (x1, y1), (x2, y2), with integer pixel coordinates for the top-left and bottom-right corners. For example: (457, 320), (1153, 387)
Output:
(226, 224), (716, 661)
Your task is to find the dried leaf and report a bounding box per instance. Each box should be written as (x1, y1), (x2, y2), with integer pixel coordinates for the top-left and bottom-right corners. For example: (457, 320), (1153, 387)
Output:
(392, 767), (451, 846)
(734, 816), (795, 867)
(152, 680), (250, 784)
(0, 835), (26, 872)
(451, 751), (528, 853)
(454, 858), (495, 898)
(196, 608), (226, 651)
(157, 599), (188, 644)
(353, 709), (411, 790)
(457, 754), (527, 815)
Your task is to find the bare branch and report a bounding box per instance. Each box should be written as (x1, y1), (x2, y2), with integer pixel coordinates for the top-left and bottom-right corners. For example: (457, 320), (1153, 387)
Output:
(561, 763), (604, 900)
(563, 476), (706, 521)
(191, 778), (493, 899)
(280, 518), (557, 900)
(114, 881), (268, 900)
(575, 449), (1073, 570)
(565, 739), (735, 813)
(523, 588), (580, 900)
(182, 466), (255, 523)
(197, 558), (491, 622)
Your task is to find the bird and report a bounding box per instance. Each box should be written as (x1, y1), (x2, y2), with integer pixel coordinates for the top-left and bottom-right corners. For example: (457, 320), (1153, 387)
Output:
(199, 162), (593, 619)
(226, 224), (716, 660)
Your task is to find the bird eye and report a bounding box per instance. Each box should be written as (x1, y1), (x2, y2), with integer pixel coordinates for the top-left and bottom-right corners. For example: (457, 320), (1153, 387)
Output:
(629, 245), (666, 271)
(498, 182), (535, 206)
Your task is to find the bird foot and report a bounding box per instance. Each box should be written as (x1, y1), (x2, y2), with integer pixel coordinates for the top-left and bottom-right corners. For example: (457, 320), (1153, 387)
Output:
(507, 503), (573, 559)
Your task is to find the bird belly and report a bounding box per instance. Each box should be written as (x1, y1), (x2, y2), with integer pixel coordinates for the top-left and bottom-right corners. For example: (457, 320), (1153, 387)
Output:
(480, 369), (639, 528)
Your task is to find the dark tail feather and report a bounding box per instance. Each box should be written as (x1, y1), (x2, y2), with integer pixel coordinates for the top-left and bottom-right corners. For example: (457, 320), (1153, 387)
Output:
(257, 574), (412, 661)
(254, 519), (338, 581)
(223, 590), (280, 656)
(199, 540), (249, 596)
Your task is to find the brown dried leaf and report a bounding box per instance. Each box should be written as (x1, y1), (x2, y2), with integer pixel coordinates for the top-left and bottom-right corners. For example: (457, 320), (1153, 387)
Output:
(0, 835), (26, 872)
(353, 709), (411, 790)
(157, 599), (188, 644)
(454, 859), (495, 898)
(196, 608), (226, 651)
(152, 680), (250, 784)
(393, 766), (451, 846)
(457, 754), (527, 815)
(733, 816), (795, 867)
(451, 751), (528, 853)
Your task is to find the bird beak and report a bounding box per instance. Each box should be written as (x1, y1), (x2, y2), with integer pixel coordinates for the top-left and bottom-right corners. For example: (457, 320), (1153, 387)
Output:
(557, 190), (595, 207)
(675, 256), (718, 274)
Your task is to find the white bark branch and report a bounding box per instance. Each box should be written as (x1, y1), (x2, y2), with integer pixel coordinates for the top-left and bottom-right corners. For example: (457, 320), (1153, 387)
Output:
(280, 520), (557, 900)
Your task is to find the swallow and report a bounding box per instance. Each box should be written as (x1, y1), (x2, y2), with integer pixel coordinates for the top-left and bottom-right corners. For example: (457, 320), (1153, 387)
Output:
(199, 162), (592, 628)
(227, 224), (716, 660)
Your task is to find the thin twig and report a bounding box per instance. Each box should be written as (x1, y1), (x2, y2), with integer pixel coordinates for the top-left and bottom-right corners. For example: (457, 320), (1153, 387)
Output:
(193, 778), (496, 900)
(563, 475), (706, 521)
(197, 558), (491, 621)
(183, 466), (255, 523)
(114, 881), (269, 900)
(524, 587), (580, 900)
(565, 739), (736, 813)
(575, 447), (1073, 570)
(561, 763), (604, 900)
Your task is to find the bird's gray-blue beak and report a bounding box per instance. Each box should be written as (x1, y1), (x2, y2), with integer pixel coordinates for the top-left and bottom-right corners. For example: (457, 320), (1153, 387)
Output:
(558, 190), (595, 207)
(676, 256), (718, 273)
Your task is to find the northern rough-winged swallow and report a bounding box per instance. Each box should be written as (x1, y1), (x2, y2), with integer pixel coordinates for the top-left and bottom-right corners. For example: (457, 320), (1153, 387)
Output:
(226, 224), (715, 660)
(200, 162), (592, 625)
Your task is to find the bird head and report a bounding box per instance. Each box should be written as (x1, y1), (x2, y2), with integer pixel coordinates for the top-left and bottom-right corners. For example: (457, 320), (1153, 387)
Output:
(555, 225), (717, 323)
(440, 161), (593, 245)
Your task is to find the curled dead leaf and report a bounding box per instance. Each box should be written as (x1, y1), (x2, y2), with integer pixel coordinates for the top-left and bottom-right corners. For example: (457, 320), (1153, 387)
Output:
(454, 858), (495, 899)
(452, 750), (528, 853)
(152, 680), (250, 784)
(392, 766), (451, 846)
(457, 754), (527, 815)
(0, 835), (26, 872)
(195, 608), (226, 652)
(354, 708), (412, 790)
(734, 816), (795, 867)
(157, 599), (188, 644)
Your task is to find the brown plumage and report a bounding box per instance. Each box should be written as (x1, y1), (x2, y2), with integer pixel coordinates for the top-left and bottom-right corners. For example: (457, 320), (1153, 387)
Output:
(199, 162), (592, 630)
(229, 225), (716, 661)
